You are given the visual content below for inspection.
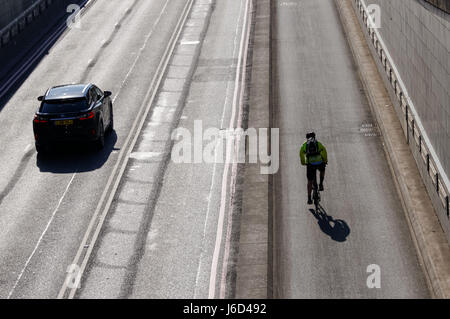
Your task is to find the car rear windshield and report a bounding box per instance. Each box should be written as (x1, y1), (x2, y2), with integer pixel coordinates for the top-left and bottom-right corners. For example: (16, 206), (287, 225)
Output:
(41, 98), (89, 114)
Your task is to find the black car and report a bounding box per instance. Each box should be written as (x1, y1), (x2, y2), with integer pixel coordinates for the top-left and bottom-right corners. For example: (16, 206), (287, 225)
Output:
(33, 84), (114, 153)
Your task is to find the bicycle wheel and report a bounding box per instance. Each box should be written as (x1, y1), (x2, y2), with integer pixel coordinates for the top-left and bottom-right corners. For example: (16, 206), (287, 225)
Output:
(313, 181), (319, 211)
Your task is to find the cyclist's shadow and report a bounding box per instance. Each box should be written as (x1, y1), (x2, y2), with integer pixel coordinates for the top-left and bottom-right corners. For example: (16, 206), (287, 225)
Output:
(309, 205), (350, 242)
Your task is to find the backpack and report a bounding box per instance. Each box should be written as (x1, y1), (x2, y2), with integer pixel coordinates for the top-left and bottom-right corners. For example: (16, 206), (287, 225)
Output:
(306, 138), (320, 158)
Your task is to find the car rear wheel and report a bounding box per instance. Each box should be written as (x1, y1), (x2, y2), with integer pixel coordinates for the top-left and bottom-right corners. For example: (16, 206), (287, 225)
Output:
(96, 122), (105, 150)
(106, 104), (114, 134)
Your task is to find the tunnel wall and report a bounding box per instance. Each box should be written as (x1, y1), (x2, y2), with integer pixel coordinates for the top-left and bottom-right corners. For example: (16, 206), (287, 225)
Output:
(0, 0), (37, 30)
(363, 0), (449, 175)
(0, 0), (49, 31)
(0, 0), (89, 48)
(351, 0), (450, 240)
(364, 0), (450, 175)
(0, 0), (55, 46)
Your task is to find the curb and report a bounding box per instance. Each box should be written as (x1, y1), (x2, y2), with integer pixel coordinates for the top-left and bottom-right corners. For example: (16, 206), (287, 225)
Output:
(234, 0), (272, 298)
(334, 0), (450, 298)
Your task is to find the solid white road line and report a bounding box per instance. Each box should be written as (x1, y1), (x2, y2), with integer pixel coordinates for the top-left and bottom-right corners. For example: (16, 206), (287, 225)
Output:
(220, 0), (253, 298)
(193, 0), (245, 299)
(208, 0), (251, 299)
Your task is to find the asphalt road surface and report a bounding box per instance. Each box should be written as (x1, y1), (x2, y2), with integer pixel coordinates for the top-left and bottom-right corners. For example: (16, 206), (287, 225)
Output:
(0, 0), (250, 299)
(0, 0), (187, 299)
(0, 0), (432, 299)
(272, 0), (430, 298)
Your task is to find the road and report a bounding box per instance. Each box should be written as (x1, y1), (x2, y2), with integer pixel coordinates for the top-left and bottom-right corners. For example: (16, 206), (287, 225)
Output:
(272, 0), (430, 298)
(0, 0), (250, 299)
(76, 0), (251, 299)
(0, 0), (434, 299)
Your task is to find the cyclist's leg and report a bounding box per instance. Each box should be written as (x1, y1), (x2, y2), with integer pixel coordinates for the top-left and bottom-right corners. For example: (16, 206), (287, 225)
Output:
(306, 165), (314, 204)
(307, 180), (313, 197)
(307, 181), (313, 204)
(312, 167), (320, 206)
(319, 164), (326, 190)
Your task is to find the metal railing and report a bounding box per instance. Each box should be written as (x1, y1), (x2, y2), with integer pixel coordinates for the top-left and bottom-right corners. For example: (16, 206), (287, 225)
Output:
(354, 0), (450, 220)
(0, 0), (53, 47)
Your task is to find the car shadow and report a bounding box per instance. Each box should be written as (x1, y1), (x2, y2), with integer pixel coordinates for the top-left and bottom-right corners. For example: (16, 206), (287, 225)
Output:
(36, 131), (119, 173)
(309, 205), (350, 242)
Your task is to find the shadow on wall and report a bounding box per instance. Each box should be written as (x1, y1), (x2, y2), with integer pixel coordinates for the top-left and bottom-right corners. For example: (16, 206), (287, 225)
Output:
(309, 205), (351, 242)
(0, 0), (39, 30)
(422, 0), (450, 14)
(0, 0), (89, 113)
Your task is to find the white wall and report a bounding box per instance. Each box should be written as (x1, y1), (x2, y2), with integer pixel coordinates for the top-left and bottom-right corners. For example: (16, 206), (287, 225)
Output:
(365, 0), (450, 176)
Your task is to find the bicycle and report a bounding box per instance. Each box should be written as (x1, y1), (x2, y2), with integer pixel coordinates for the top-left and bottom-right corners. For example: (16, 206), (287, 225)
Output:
(312, 174), (321, 213)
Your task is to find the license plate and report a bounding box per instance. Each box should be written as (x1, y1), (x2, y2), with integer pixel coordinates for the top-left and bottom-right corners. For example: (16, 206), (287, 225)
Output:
(55, 120), (74, 126)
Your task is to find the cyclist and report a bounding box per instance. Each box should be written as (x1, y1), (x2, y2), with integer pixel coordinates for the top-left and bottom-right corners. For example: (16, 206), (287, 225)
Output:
(300, 132), (328, 205)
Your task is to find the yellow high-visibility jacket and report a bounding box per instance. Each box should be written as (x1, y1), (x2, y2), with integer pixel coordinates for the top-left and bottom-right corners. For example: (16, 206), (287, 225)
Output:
(300, 140), (328, 166)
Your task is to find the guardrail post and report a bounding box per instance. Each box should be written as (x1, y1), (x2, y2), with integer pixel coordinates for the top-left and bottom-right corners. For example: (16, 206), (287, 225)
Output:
(389, 69), (392, 82)
(406, 105), (409, 144)
(419, 135), (422, 153)
(446, 196), (449, 218)
(427, 154), (430, 173)
(436, 174), (439, 193)
(412, 119), (415, 138)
